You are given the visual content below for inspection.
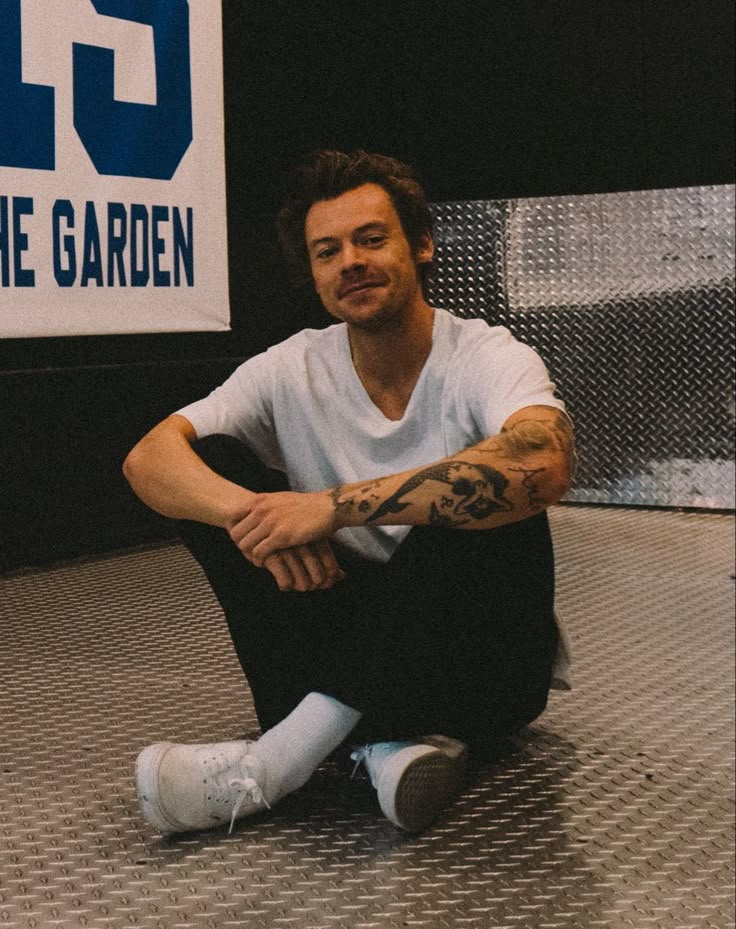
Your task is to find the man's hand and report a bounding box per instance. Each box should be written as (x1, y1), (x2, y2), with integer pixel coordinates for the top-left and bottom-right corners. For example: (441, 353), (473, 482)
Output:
(228, 489), (338, 573)
(262, 540), (345, 592)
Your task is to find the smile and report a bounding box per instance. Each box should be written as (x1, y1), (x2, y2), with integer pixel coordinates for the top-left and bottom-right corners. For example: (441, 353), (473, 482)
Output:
(338, 281), (383, 299)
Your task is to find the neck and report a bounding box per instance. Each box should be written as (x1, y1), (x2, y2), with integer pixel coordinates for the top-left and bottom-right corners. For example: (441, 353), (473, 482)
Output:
(348, 301), (435, 389)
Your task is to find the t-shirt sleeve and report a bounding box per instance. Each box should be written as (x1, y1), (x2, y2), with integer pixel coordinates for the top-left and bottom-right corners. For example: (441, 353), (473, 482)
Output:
(461, 326), (567, 437)
(175, 350), (285, 470)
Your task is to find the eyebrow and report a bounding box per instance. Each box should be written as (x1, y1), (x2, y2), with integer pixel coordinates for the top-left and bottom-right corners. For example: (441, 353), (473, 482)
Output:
(308, 221), (390, 252)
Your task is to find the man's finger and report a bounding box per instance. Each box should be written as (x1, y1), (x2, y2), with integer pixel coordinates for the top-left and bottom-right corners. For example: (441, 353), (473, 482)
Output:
(262, 543), (344, 593)
(279, 549), (312, 592)
(296, 544), (326, 588)
(263, 553), (295, 591)
(312, 539), (345, 588)
(231, 519), (271, 563)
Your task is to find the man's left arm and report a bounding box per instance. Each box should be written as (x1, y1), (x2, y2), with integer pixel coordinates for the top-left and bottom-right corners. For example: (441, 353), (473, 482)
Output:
(230, 405), (574, 565)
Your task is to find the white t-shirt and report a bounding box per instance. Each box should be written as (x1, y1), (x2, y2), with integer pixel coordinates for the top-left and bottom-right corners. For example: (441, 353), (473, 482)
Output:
(177, 308), (565, 562)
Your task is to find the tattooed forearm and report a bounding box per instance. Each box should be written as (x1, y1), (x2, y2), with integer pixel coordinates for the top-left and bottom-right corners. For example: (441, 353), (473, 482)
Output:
(330, 479), (386, 517)
(367, 460), (513, 525)
(329, 410), (573, 532)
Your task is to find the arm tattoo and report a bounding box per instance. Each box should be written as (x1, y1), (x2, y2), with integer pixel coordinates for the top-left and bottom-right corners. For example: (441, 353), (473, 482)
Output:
(330, 410), (572, 529)
(330, 479), (386, 517)
(366, 460), (514, 526)
(509, 467), (548, 511)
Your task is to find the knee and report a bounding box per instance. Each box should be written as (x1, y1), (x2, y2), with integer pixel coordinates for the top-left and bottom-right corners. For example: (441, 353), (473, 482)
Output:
(193, 434), (287, 493)
(193, 434), (252, 470)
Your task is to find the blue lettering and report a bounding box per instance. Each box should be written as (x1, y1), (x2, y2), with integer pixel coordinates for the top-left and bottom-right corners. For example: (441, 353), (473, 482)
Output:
(53, 200), (77, 287)
(0, 197), (9, 286)
(151, 205), (170, 286)
(130, 203), (150, 286)
(172, 206), (193, 286)
(73, 1), (193, 179)
(50, 199), (193, 288)
(80, 201), (103, 287)
(0, 2), (55, 170)
(107, 202), (128, 286)
(12, 197), (35, 287)
(1, 196), (38, 286)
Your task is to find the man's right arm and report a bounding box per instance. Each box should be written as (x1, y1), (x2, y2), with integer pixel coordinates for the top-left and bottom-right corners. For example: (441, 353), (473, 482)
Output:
(122, 414), (254, 528)
(123, 415), (344, 592)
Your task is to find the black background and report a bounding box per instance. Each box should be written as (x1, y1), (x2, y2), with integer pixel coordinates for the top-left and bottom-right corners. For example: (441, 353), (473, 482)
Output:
(1, 0), (734, 570)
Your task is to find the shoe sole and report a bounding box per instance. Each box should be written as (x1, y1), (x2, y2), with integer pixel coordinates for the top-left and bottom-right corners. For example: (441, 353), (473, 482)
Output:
(135, 741), (183, 833)
(378, 745), (467, 833)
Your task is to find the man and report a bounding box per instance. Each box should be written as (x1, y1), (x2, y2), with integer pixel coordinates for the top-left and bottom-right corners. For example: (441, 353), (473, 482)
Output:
(124, 150), (574, 836)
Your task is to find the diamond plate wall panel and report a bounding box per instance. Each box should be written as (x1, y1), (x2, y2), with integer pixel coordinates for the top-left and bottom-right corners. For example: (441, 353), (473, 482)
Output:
(427, 186), (736, 509)
(1, 508), (734, 929)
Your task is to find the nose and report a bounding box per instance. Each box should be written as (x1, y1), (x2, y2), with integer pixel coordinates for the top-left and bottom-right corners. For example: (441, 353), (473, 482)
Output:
(339, 242), (366, 274)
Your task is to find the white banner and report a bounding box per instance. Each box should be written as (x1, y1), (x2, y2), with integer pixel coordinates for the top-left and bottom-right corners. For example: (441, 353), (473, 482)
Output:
(0, 0), (229, 337)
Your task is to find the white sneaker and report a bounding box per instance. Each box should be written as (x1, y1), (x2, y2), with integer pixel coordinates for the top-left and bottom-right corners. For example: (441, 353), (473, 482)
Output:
(135, 740), (275, 834)
(351, 734), (467, 832)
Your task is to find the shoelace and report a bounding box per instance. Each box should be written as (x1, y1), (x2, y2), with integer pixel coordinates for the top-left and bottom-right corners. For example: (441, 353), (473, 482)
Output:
(349, 747), (366, 779)
(227, 776), (270, 834)
(350, 746), (379, 785)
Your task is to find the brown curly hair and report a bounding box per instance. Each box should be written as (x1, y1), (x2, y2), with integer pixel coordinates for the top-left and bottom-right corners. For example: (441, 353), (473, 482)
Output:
(276, 150), (434, 288)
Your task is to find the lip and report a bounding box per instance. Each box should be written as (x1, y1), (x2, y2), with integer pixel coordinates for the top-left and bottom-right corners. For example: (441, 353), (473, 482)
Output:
(338, 281), (383, 299)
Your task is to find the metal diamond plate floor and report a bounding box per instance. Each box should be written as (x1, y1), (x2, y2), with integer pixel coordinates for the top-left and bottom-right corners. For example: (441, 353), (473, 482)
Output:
(1, 506), (734, 929)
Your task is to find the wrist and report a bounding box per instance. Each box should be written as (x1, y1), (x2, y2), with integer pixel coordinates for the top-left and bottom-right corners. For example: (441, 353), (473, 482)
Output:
(328, 484), (352, 531)
(219, 486), (257, 529)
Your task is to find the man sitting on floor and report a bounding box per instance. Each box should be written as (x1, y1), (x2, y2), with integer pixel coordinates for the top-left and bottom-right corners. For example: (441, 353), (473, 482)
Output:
(123, 149), (574, 834)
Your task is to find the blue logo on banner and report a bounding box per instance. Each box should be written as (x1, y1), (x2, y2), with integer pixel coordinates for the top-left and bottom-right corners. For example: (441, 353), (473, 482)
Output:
(0, 1), (56, 170)
(0, 0), (193, 179)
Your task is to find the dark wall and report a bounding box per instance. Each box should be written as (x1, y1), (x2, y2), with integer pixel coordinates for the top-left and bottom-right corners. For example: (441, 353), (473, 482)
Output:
(1, 0), (734, 571)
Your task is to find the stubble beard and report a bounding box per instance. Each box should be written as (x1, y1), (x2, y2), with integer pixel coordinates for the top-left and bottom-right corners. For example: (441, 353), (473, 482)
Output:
(343, 300), (405, 332)
(333, 276), (420, 333)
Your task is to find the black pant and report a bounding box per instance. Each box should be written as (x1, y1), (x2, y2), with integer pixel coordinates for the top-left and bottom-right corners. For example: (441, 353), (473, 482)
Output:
(177, 436), (559, 755)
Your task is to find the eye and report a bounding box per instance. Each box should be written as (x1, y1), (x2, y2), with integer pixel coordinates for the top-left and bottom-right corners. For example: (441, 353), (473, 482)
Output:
(362, 234), (387, 248)
(315, 245), (338, 260)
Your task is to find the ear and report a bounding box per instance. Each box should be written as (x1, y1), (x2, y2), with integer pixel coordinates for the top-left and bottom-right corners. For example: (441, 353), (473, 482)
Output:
(414, 230), (435, 265)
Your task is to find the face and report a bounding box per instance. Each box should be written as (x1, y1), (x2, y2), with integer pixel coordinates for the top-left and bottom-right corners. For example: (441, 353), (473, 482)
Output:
(304, 183), (434, 331)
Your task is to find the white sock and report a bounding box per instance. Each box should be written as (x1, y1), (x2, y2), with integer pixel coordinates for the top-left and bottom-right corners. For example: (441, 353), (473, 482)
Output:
(253, 692), (362, 801)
